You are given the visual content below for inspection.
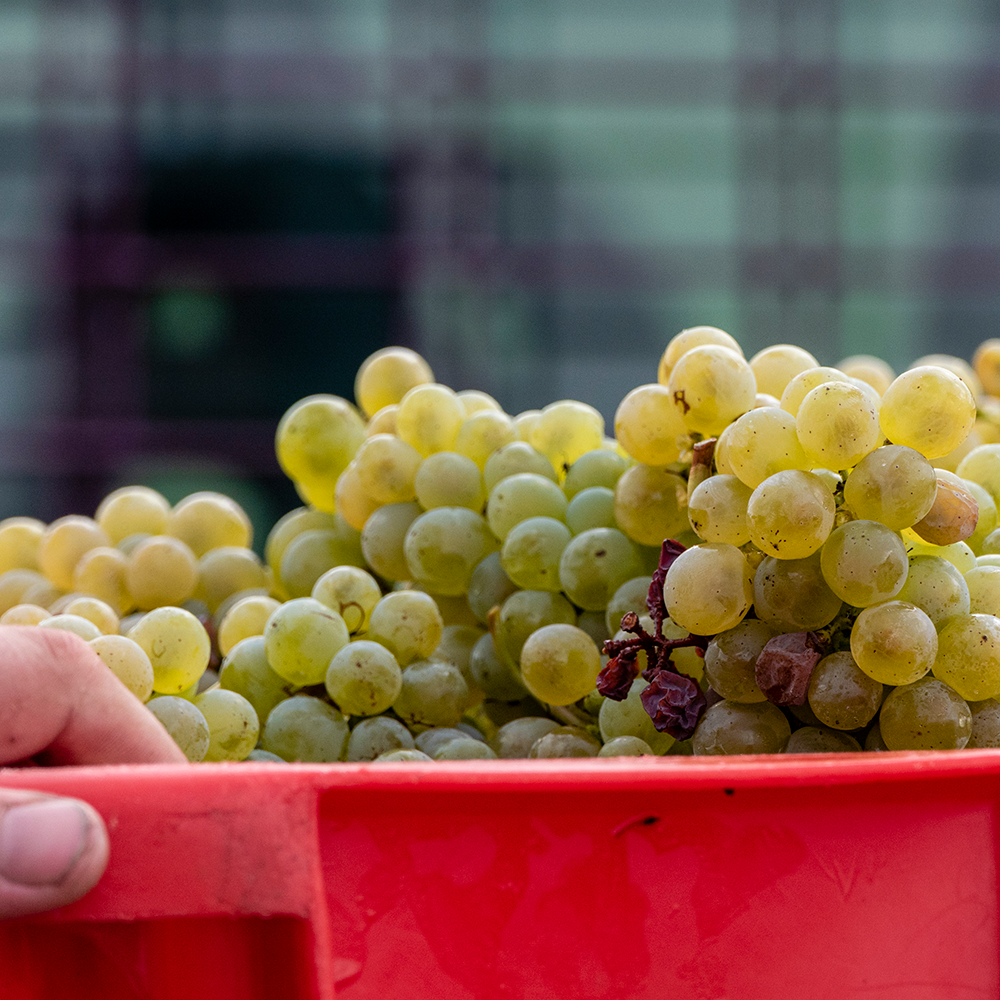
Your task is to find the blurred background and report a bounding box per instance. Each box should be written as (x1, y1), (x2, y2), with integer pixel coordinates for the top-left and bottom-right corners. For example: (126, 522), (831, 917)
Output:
(2, 0), (999, 544)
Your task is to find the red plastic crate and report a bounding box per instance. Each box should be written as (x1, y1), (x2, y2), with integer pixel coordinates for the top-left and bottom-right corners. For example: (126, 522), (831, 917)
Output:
(1, 754), (998, 999)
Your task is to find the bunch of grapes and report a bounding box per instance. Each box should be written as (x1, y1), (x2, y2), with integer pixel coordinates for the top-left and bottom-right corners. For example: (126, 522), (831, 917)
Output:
(6, 332), (1000, 760)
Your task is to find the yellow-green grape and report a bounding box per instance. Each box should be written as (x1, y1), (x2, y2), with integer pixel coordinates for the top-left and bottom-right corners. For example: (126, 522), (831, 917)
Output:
(911, 353), (981, 397)
(327, 461), (379, 527)
(414, 451), (486, 511)
(483, 441), (558, 492)
(842, 445), (937, 529)
(38, 515), (111, 592)
(95, 486), (170, 544)
(417, 589), (480, 629)
(0, 569), (48, 614)
(932, 612), (1000, 700)
(961, 479), (997, 552)
(353, 433), (422, 504)
(528, 399), (605, 472)
(713, 423), (736, 475)
(530, 726), (601, 758)
(895, 555), (970, 627)
(263, 597), (350, 686)
(957, 444), (1000, 506)
(746, 470), (836, 560)
(89, 633), (154, 702)
(403, 507), (494, 595)
(166, 491), (252, 557)
(599, 677), (675, 753)
(0, 517), (43, 572)
(837, 354), (896, 395)
(850, 600), (938, 685)
(687, 475), (752, 546)
(126, 535), (198, 610)
(691, 700), (791, 755)
(72, 546), (131, 614)
(576, 609), (609, 648)
(194, 688), (259, 761)
(980, 554), (1000, 567)
(722, 407), (808, 489)
(275, 393), (365, 486)
(374, 749), (433, 762)
(965, 566), (1000, 615)
(0, 604), (51, 625)
(360, 502), (421, 582)
(494, 589), (577, 669)
(395, 383), (464, 456)
(779, 366), (853, 416)
(454, 410), (518, 468)
(605, 576), (652, 634)
(365, 404), (398, 437)
(614, 383), (688, 466)
(367, 590), (443, 666)
(704, 619), (776, 703)
(435, 738), (498, 760)
(513, 410), (541, 442)
(903, 534), (977, 574)
(354, 346), (434, 419)
(466, 551), (518, 625)
(558, 527), (641, 611)
(19, 577), (62, 611)
(598, 735), (654, 757)
(662, 542), (753, 634)
(806, 650), (884, 730)
(489, 717), (561, 758)
(749, 344), (819, 399)
(667, 344), (757, 437)
(974, 339), (1000, 395)
(613, 464), (688, 547)
(147, 696), (210, 761)
(264, 507), (338, 578)
(795, 381), (880, 469)
(194, 546), (268, 614)
(218, 635), (293, 726)
(967, 698), (1000, 748)
(279, 527), (365, 599)
(753, 553), (843, 631)
(61, 596), (119, 635)
(880, 366), (976, 460)
(346, 716), (415, 761)
(469, 631), (529, 699)
(325, 639), (402, 716)
(784, 727), (862, 753)
(518, 623), (600, 706)
(879, 677), (971, 750)
(392, 659), (469, 727)
(562, 449), (628, 499)
(261, 695), (349, 762)
(38, 614), (102, 641)
(486, 473), (568, 542)
(657, 325), (744, 385)
(311, 565), (381, 636)
(565, 487), (617, 534)
(910, 478), (979, 547)
(500, 516), (572, 592)
(819, 520), (908, 607)
(456, 389), (502, 416)
(430, 623), (486, 696)
(217, 594), (282, 657)
(130, 605), (211, 694)
(116, 534), (151, 556)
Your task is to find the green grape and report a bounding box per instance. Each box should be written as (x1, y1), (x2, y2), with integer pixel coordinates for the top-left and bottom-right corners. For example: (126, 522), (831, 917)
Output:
(894, 554), (970, 628)
(72, 546), (130, 614)
(219, 635), (293, 726)
(565, 487), (617, 534)
(360, 502), (421, 582)
(466, 551), (518, 625)
(749, 344), (819, 399)
(395, 383), (465, 456)
(558, 527), (641, 611)
(880, 366), (976, 460)
(614, 384), (688, 466)
(88, 633), (154, 702)
(519, 623), (600, 705)
(346, 716), (416, 761)
(38, 515), (111, 592)
(311, 565), (382, 635)
(488, 717), (561, 758)
(468, 632), (529, 700)
(666, 344), (757, 436)
(837, 354), (896, 395)
(367, 590), (444, 666)
(966, 698), (1000, 748)
(819, 520), (908, 607)
(354, 345), (434, 418)
(494, 589), (576, 668)
(721, 407), (808, 489)
(430, 622), (486, 694)
(415, 727), (473, 756)
(147, 696), (210, 761)
(353, 433), (422, 504)
(806, 650), (884, 730)
(613, 464), (688, 547)
(275, 393), (365, 486)
(529, 727), (601, 758)
(217, 594), (282, 656)
(598, 735), (654, 757)
(662, 542), (753, 635)
(486, 473), (568, 542)
(753, 552), (843, 631)
(965, 565), (1000, 615)
(325, 639), (402, 716)
(957, 444), (1000, 505)
(96, 486), (171, 545)
(779, 366), (853, 416)
(605, 576), (652, 634)
(456, 389), (502, 416)
(879, 677), (971, 750)
(166, 491), (253, 557)
(904, 535), (977, 574)
(414, 451), (486, 511)
(393, 659), (469, 727)
(598, 677), (674, 753)
(747, 470), (836, 560)
(279, 526), (366, 599)
(498, 516), (571, 592)
(194, 688), (259, 761)
(264, 597), (350, 686)
(375, 749), (433, 762)
(795, 381), (881, 470)
(454, 410), (518, 468)
(404, 507), (494, 595)
(703, 619), (777, 703)
(850, 600), (938, 685)
(130, 605), (211, 694)
(562, 449), (629, 499)
(687, 474), (753, 546)
(264, 507), (339, 579)
(0, 517), (43, 573)
(322, 463), (378, 523)
(246, 749), (287, 763)
(784, 727), (862, 753)
(194, 546), (268, 613)
(62, 596), (118, 635)
(842, 445), (937, 529)
(657, 325), (744, 385)
(962, 478), (997, 552)
(0, 604), (50, 625)
(528, 399), (605, 471)
(126, 535), (198, 610)
(365, 405), (398, 435)
(261, 695), (349, 762)
(435, 738), (498, 760)
(932, 613), (1000, 700)
(691, 700), (791, 755)
(979, 554), (1000, 567)
(483, 441), (558, 493)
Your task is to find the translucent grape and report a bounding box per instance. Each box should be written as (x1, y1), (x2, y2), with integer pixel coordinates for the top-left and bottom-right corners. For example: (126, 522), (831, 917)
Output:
(354, 346), (434, 418)
(130, 605), (211, 694)
(365, 404), (398, 436)
(261, 695), (349, 762)
(613, 464), (688, 547)
(850, 600), (938, 685)
(691, 700), (791, 755)
(785, 727), (862, 753)
(662, 543), (753, 634)
(454, 410), (518, 468)
(599, 677), (675, 753)
(469, 631), (529, 700)
(746, 470), (836, 560)
(0, 604), (50, 625)
(194, 688), (260, 761)
(494, 590), (576, 669)
(565, 487), (617, 534)
(38, 515), (111, 592)
(528, 399), (605, 471)
(147, 696), (210, 761)
(753, 553), (843, 631)
(72, 546), (131, 614)
(667, 344), (757, 436)
(466, 551), (518, 625)
(562, 449), (629, 499)
(404, 507), (494, 595)
(61, 596), (119, 635)
(795, 381), (880, 469)
(904, 535), (977, 574)
(483, 442), (558, 493)
(722, 407), (808, 489)
(911, 479), (979, 547)
(89, 633), (154, 702)
(879, 677), (971, 751)
(911, 353), (981, 397)
(880, 366), (977, 460)
(703, 619), (776, 703)
(346, 716), (415, 761)
(842, 445), (937, 529)
(895, 555), (970, 628)
(374, 749), (433, 762)
(37, 613), (101, 641)
(414, 452), (486, 511)
(195, 546), (268, 613)
(819, 520), (909, 607)
(687, 474), (752, 546)
(486, 473), (568, 542)
(367, 590), (444, 666)
(779, 366), (853, 416)
(965, 566), (1000, 615)
(311, 565), (381, 636)
(435, 738), (498, 760)
(519, 623), (601, 706)
(657, 325), (743, 385)
(749, 344), (819, 399)
(395, 383), (465, 456)
(264, 597), (350, 686)
(96, 486), (170, 544)
(166, 491), (252, 557)
(325, 640), (403, 716)
(264, 507), (339, 579)
(353, 433), (422, 504)
(360, 502), (422, 582)
(218, 635), (293, 726)
(279, 527), (365, 599)
(836, 354), (896, 396)
(275, 393), (365, 485)
(614, 384), (688, 466)
(0, 517), (43, 573)
(500, 516), (572, 591)
(932, 613), (1000, 701)
(529, 727), (601, 758)
(806, 650), (884, 730)
(598, 736), (654, 757)
(558, 527), (641, 611)
(217, 594), (282, 656)
(393, 659), (469, 727)
(605, 576), (653, 634)
(963, 479), (997, 553)
(966, 698), (1000, 748)
(126, 535), (198, 611)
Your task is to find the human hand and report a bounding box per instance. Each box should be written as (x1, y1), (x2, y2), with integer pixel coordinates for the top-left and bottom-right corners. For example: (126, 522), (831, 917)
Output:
(0, 626), (186, 917)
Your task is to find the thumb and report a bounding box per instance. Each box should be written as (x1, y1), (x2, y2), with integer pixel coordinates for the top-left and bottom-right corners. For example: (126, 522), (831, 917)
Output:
(0, 790), (109, 918)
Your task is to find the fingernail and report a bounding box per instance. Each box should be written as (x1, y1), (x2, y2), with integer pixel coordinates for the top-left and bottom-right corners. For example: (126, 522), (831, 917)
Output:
(0, 799), (92, 887)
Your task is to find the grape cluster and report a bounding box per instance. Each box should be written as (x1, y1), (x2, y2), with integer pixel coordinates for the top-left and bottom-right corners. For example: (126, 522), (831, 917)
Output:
(5, 334), (1000, 759)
